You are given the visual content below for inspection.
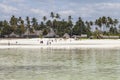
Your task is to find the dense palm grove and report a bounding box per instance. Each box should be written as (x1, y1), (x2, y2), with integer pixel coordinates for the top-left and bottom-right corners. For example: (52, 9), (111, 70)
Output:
(0, 12), (120, 38)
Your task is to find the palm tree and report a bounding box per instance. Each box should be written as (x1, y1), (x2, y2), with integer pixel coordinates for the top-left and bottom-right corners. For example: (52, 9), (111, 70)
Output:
(67, 15), (73, 35)
(113, 19), (119, 27)
(85, 21), (91, 29)
(43, 16), (47, 23)
(31, 17), (38, 30)
(72, 17), (84, 35)
(94, 27), (101, 39)
(55, 13), (60, 33)
(46, 20), (52, 27)
(26, 16), (31, 38)
(50, 12), (55, 30)
(89, 21), (93, 26)
(10, 15), (18, 25)
(0, 21), (4, 37)
(109, 26), (114, 34)
(16, 17), (25, 37)
(101, 16), (107, 31)
(26, 16), (30, 28)
(40, 21), (45, 30)
(107, 17), (113, 26)
(98, 17), (102, 31)
(42, 16), (47, 29)
(50, 12), (55, 19)
(55, 13), (60, 20)
(78, 17), (84, 35)
(68, 15), (72, 22)
(9, 15), (18, 32)
(2, 20), (12, 37)
(18, 17), (22, 25)
(95, 18), (102, 31)
(85, 21), (92, 38)
(118, 25), (120, 34)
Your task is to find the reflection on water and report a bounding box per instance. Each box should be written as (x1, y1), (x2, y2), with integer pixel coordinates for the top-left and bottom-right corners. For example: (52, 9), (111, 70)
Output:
(0, 49), (120, 80)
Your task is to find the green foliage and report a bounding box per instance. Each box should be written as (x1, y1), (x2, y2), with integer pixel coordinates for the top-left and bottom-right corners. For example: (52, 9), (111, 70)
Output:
(39, 34), (43, 38)
(109, 26), (118, 34)
(31, 17), (38, 30)
(1, 20), (12, 37)
(15, 24), (25, 36)
(43, 29), (47, 35)
(0, 13), (120, 38)
(72, 17), (87, 35)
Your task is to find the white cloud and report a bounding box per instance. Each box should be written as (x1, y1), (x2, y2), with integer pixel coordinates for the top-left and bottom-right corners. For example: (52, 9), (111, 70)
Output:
(78, 7), (96, 17)
(0, 0), (120, 21)
(95, 3), (120, 10)
(11, 0), (24, 2)
(59, 10), (75, 16)
(30, 8), (48, 16)
(0, 3), (18, 14)
(73, 3), (120, 19)
(2, 0), (24, 3)
(84, 3), (120, 12)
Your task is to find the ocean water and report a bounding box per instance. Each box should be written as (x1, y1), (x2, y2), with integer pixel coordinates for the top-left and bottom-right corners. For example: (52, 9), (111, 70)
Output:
(0, 48), (120, 80)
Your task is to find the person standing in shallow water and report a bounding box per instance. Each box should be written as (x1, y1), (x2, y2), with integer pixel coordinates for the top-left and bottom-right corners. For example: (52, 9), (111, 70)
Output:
(40, 41), (43, 44)
(16, 41), (18, 44)
(8, 41), (10, 45)
(47, 40), (51, 45)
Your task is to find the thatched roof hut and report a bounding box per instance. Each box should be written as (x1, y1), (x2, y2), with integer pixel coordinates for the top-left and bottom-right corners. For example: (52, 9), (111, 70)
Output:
(44, 28), (58, 38)
(35, 30), (43, 36)
(63, 33), (70, 39)
(9, 32), (19, 38)
(81, 34), (87, 38)
(24, 29), (29, 35)
(23, 29), (43, 38)
(102, 36), (119, 39)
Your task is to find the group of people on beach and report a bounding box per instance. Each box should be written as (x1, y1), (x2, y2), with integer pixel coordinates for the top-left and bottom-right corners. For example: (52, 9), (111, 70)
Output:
(40, 39), (54, 45)
(7, 39), (56, 46)
(6, 38), (72, 46)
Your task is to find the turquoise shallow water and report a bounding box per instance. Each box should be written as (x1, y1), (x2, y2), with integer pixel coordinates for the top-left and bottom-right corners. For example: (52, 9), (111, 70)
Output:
(0, 48), (120, 80)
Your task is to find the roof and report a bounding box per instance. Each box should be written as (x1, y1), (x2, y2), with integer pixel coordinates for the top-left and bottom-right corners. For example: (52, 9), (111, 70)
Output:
(9, 32), (19, 37)
(44, 28), (56, 37)
(63, 33), (70, 38)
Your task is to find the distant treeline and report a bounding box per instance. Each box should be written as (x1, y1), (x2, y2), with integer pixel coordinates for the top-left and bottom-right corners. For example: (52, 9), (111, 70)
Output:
(0, 12), (120, 38)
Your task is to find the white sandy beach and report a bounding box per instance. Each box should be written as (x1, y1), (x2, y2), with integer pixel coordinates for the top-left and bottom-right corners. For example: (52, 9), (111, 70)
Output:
(0, 38), (120, 49)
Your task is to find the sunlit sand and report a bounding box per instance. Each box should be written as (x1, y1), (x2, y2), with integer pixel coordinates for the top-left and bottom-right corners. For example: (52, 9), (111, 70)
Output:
(0, 38), (120, 49)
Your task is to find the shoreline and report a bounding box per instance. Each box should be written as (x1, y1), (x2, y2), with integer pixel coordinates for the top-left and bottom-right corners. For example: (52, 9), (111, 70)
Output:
(0, 45), (120, 50)
(0, 38), (120, 49)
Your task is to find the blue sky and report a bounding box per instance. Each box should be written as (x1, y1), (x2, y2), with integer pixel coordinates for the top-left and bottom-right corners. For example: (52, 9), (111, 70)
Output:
(0, 0), (120, 21)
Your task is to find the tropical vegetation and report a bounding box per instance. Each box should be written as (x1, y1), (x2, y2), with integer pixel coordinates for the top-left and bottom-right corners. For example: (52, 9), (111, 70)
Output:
(0, 12), (120, 38)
